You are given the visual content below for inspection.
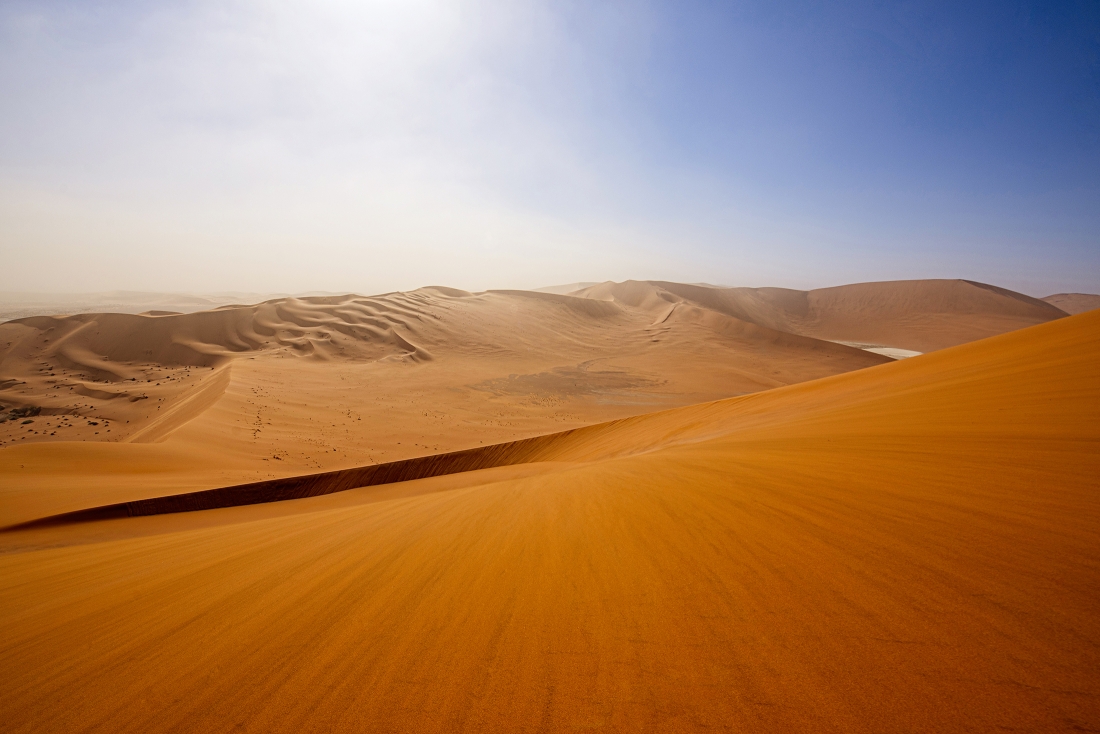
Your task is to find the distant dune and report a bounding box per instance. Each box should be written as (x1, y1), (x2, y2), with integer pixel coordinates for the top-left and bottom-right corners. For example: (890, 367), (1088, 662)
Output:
(0, 290), (296, 323)
(0, 284), (890, 475)
(532, 281), (600, 295)
(1, 305), (1095, 732)
(0, 279), (1070, 503)
(575, 278), (1067, 352)
(1043, 292), (1100, 315)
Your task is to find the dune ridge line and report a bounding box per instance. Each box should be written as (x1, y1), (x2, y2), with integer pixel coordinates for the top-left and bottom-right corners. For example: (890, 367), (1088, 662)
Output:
(5, 419), (634, 528)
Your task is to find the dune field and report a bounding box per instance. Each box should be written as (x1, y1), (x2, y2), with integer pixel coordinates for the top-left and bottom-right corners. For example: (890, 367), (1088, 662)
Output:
(0, 279), (1067, 520)
(1, 280), (1096, 732)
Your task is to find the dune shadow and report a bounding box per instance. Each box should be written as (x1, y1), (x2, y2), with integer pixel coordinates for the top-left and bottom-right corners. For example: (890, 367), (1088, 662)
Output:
(3, 424), (605, 531)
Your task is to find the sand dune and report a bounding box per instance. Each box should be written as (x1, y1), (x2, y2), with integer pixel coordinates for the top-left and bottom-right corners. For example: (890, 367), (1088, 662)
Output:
(576, 278), (1067, 352)
(1043, 292), (1100, 315)
(0, 279), (1069, 524)
(0, 285), (888, 478)
(0, 279), (1060, 460)
(1, 307), (1096, 732)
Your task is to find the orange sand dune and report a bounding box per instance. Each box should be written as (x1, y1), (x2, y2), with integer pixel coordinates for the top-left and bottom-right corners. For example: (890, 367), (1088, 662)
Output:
(1043, 292), (1100, 315)
(576, 278), (1067, 352)
(1, 309), (1096, 732)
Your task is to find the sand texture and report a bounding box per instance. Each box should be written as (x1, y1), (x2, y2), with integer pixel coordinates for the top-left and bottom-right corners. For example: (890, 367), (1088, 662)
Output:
(0, 303), (1096, 732)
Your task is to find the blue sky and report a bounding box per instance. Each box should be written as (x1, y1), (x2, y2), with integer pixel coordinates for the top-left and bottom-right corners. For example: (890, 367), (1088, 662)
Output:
(1, 0), (1097, 295)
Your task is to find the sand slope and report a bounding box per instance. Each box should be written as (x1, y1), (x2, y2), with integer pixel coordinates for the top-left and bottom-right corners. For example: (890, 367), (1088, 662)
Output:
(0, 278), (1070, 535)
(1, 279), (1061, 459)
(1043, 292), (1100, 315)
(0, 285), (890, 494)
(576, 278), (1067, 352)
(1, 310), (1096, 732)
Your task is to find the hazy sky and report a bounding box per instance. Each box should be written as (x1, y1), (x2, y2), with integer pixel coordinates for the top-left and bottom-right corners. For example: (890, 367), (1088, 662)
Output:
(2, 0), (1098, 296)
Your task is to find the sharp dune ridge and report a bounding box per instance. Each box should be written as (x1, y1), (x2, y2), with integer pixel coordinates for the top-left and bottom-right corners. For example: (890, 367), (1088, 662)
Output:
(6, 420), (631, 527)
(0, 280), (866, 517)
(6, 292), (1090, 531)
(1, 282), (1096, 732)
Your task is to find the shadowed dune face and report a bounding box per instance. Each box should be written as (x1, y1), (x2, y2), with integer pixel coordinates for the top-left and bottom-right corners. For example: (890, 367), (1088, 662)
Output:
(576, 278), (1067, 352)
(0, 310), (1096, 732)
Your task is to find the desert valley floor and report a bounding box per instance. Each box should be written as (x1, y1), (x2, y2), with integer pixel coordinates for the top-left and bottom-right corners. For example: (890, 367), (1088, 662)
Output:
(0, 279), (1097, 732)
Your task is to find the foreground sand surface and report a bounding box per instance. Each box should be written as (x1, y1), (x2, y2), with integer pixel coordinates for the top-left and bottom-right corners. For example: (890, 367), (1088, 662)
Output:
(1, 304), (1096, 732)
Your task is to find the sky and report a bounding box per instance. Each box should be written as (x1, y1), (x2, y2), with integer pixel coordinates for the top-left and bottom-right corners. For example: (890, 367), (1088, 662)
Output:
(1, 0), (1097, 296)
